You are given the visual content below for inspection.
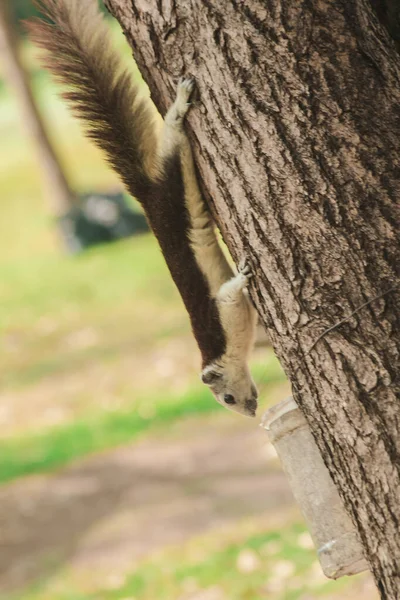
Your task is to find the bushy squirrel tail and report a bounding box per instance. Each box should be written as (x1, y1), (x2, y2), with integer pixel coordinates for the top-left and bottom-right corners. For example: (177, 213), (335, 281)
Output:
(28, 0), (160, 200)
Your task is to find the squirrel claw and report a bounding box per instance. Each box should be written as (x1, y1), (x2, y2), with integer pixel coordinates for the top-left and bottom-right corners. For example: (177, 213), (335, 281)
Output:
(177, 77), (195, 102)
(238, 258), (252, 279)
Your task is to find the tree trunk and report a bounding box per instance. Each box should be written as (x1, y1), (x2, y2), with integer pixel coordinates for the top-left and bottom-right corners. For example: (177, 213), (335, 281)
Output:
(0, 0), (75, 215)
(105, 0), (400, 596)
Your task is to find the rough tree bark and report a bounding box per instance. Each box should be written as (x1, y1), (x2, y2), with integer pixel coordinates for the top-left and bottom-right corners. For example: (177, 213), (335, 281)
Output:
(104, 0), (400, 596)
(0, 0), (75, 215)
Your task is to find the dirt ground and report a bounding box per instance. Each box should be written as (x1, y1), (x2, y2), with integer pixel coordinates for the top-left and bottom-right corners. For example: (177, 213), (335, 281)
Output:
(0, 413), (377, 598)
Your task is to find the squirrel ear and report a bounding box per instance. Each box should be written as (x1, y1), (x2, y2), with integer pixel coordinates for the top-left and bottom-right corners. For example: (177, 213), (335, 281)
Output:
(201, 369), (222, 385)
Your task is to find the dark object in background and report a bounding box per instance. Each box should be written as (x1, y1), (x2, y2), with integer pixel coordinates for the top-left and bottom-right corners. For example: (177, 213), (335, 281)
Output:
(58, 192), (149, 253)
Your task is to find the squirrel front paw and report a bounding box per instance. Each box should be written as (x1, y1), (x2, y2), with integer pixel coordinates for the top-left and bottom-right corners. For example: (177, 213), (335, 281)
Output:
(238, 258), (253, 281)
(177, 77), (195, 100)
(175, 77), (195, 114)
(217, 259), (253, 302)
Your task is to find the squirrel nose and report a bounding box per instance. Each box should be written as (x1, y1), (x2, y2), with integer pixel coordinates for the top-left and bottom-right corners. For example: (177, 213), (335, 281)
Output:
(245, 398), (257, 416)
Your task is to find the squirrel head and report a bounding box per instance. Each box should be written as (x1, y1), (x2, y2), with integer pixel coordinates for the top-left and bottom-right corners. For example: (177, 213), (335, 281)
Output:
(201, 360), (258, 418)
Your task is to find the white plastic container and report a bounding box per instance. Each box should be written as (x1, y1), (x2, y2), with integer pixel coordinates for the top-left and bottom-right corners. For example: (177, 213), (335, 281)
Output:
(261, 397), (369, 579)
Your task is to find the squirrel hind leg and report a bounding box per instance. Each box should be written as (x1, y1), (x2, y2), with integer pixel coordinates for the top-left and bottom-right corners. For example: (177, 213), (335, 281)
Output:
(164, 78), (195, 130)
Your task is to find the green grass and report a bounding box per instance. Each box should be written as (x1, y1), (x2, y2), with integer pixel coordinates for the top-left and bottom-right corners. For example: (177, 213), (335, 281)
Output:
(0, 357), (285, 484)
(1, 235), (182, 386)
(0, 386), (218, 484)
(0, 232), (193, 444)
(1, 235), (174, 331)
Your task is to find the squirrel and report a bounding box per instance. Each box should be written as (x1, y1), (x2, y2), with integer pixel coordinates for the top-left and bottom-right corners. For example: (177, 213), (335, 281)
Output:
(28, 0), (258, 417)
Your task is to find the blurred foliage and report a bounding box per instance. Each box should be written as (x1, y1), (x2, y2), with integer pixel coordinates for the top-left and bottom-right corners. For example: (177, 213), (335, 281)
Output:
(11, 0), (42, 25)
(10, 0), (109, 32)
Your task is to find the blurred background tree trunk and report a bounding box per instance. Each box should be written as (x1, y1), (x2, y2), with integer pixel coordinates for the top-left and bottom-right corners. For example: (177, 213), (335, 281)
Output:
(104, 0), (399, 596)
(0, 0), (75, 216)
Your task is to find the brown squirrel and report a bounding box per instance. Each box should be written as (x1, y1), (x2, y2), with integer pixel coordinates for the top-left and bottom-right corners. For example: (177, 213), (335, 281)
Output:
(28, 0), (258, 417)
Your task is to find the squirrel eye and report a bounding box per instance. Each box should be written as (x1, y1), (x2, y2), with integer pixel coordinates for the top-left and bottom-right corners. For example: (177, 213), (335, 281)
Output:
(224, 394), (236, 405)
